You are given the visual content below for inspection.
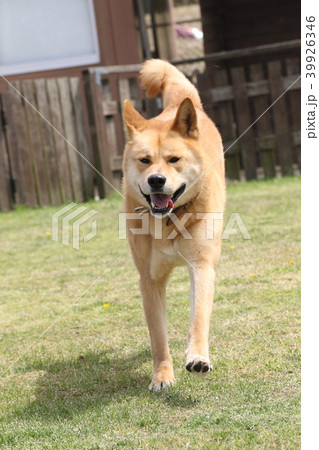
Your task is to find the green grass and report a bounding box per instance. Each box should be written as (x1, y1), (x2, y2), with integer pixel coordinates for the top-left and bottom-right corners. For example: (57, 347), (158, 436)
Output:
(0, 177), (300, 449)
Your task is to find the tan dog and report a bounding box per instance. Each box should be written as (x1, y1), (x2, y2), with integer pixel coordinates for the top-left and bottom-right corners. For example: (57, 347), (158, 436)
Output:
(122, 60), (225, 391)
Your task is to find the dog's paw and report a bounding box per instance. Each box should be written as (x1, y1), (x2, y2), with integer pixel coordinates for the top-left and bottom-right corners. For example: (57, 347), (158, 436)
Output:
(149, 364), (175, 392)
(149, 378), (175, 392)
(185, 355), (212, 376)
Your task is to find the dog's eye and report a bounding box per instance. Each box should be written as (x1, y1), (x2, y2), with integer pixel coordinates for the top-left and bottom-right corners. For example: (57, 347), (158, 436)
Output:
(169, 157), (180, 163)
(139, 158), (151, 164)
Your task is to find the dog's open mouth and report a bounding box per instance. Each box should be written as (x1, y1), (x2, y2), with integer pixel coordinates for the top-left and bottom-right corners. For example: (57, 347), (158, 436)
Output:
(139, 183), (186, 216)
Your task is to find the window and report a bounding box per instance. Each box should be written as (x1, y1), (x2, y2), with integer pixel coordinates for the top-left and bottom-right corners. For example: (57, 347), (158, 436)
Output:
(0, 0), (100, 75)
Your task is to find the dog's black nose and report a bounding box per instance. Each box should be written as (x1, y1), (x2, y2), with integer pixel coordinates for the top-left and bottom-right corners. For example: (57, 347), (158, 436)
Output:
(148, 174), (166, 190)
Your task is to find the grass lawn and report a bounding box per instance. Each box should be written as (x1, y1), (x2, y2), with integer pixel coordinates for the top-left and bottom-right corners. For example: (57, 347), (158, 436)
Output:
(0, 177), (300, 449)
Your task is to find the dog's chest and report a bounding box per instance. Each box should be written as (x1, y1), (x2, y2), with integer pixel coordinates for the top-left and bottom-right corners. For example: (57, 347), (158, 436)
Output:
(158, 243), (177, 258)
(150, 240), (183, 277)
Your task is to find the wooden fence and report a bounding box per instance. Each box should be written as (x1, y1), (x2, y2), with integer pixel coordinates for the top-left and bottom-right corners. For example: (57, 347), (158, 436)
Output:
(190, 42), (301, 180)
(83, 41), (301, 193)
(0, 77), (93, 211)
(0, 41), (300, 211)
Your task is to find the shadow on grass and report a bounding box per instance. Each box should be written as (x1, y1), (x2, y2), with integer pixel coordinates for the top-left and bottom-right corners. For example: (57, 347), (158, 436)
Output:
(14, 348), (198, 421)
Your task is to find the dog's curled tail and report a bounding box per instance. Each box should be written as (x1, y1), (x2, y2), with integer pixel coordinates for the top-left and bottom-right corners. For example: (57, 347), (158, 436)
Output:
(139, 59), (202, 110)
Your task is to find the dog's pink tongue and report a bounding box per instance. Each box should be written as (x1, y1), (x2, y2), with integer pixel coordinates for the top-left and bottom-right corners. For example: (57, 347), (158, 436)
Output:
(150, 194), (172, 209)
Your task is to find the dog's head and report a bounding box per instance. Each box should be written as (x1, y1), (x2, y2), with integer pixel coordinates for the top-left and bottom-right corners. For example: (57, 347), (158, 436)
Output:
(123, 98), (204, 217)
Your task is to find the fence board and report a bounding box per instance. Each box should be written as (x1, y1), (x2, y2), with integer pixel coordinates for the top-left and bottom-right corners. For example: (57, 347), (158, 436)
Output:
(102, 100), (118, 116)
(117, 77), (131, 153)
(225, 154), (241, 182)
(212, 68), (240, 180)
(21, 80), (49, 205)
(118, 78), (131, 106)
(7, 84), (37, 208)
(1, 93), (25, 205)
(249, 63), (276, 177)
(268, 61), (294, 175)
(231, 66), (257, 180)
(286, 57), (301, 167)
(105, 76), (123, 174)
(57, 78), (84, 202)
(70, 77), (94, 201)
(46, 78), (73, 203)
(0, 124), (12, 211)
(34, 79), (61, 206)
(103, 77), (120, 151)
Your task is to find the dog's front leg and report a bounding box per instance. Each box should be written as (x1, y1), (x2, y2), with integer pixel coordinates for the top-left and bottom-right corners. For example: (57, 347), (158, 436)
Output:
(185, 261), (215, 375)
(140, 272), (175, 391)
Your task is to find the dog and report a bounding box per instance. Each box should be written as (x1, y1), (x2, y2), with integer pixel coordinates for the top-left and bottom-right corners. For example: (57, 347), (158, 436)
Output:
(122, 59), (225, 391)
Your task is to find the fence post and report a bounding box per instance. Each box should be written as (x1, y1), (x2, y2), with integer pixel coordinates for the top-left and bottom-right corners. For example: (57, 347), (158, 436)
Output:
(83, 69), (114, 198)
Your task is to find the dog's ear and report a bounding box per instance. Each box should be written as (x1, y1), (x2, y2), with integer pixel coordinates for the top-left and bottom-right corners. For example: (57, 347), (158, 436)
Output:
(123, 100), (146, 139)
(172, 97), (198, 138)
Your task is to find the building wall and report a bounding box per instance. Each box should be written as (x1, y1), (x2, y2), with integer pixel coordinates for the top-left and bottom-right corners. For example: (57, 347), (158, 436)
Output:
(0, 0), (141, 91)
